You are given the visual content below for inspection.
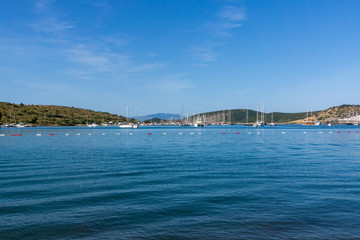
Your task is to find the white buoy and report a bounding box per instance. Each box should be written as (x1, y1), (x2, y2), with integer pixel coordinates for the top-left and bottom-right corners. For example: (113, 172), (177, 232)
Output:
(115, 133), (120, 135)
(65, 133), (69, 136)
(36, 134), (42, 136)
(178, 132), (183, 135)
(102, 133), (106, 135)
(190, 132), (194, 135)
(329, 132), (333, 134)
(163, 132), (167, 135)
(77, 133), (80, 136)
(0, 134), (5, 137)
(248, 132), (252, 134)
(88, 133), (92, 135)
(129, 133), (133, 135)
(282, 132), (286, 134)
(198, 132), (202, 135)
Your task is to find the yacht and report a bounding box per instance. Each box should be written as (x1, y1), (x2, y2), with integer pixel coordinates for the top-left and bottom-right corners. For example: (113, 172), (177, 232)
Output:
(314, 120), (321, 126)
(253, 121), (264, 127)
(87, 123), (99, 127)
(16, 123), (30, 128)
(194, 120), (205, 127)
(119, 123), (138, 128)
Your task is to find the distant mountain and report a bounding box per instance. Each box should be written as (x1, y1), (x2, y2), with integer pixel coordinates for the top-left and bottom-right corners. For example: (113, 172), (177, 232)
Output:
(134, 113), (181, 121)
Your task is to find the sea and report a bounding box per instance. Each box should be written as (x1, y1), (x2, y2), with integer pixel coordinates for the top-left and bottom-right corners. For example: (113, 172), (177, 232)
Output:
(1, 125), (360, 239)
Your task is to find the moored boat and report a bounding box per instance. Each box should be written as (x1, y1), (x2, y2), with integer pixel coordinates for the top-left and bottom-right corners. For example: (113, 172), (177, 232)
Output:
(194, 120), (205, 127)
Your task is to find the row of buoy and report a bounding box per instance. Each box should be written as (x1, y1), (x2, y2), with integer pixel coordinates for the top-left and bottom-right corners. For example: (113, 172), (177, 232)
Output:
(1, 131), (359, 137)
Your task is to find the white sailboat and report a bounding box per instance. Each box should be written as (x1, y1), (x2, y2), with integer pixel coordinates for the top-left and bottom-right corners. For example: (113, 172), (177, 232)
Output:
(253, 104), (264, 127)
(119, 107), (138, 128)
(269, 112), (276, 126)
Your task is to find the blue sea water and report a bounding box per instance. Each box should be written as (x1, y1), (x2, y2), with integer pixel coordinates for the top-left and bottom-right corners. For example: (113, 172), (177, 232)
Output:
(1, 125), (360, 239)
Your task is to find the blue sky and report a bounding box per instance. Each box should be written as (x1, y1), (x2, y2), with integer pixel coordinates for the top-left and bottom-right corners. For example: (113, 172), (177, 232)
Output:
(1, 0), (359, 116)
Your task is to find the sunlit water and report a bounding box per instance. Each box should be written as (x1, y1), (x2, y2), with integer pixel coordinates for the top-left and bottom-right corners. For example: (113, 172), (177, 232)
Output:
(1, 125), (360, 239)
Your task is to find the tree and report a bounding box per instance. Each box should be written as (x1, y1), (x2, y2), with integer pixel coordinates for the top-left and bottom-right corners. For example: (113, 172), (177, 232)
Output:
(30, 117), (38, 124)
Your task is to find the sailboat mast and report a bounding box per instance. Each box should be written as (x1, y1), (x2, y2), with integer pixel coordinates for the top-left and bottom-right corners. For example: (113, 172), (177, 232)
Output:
(135, 107), (138, 122)
(246, 109), (248, 124)
(256, 105), (259, 123)
(180, 103), (184, 123)
(126, 107), (128, 123)
(307, 109), (308, 120)
(229, 107), (231, 123)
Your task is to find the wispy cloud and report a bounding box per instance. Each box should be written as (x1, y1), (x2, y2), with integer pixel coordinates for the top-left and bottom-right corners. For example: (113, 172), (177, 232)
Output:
(32, 0), (75, 33)
(15, 79), (82, 96)
(34, 0), (53, 13)
(187, 43), (219, 62)
(104, 37), (131, 47)
(30, 17), (74, 33)
(126, 62), (168, 72)
(206, 22), (242, 37)
(156, 80), (194, 92)
(67, 48), (109, 68)
(210, 6), (246, 37)
(65, 45), (132, 73)
(147, 52), (160, 58)
(218, 6), (246, 22)
(187, 5), (246, 63)
(151, 74), (195, 92)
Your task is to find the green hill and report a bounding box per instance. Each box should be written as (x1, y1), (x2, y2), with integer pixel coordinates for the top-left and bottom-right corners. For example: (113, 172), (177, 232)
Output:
(0, 102), (132, 126)
(188, 109), (315, 123)
(189, 104), (360, 124)
(1, 102), (359, 126)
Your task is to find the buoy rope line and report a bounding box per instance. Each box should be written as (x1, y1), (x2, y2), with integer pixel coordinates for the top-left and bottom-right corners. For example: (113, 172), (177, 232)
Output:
(1, 131), (359, 137)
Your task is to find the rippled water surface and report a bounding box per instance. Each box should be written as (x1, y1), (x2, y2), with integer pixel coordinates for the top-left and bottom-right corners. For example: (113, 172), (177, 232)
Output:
(1, 125), (360, 239)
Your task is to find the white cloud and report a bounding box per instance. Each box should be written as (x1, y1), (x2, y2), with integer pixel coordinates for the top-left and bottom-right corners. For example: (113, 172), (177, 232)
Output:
(187, 43), (219, 62)
(104, 37), (131, 47)
(151, 75), (195, 92)
(157, 80), (194, 92)
(207, 22), (242, 37)
(187, 5), (246, 63)
(30, 17), (74, 33)
(67, 48), (109, 68)
(209, 6), (246, 37)
(218, 6), (246, 22)
(126, 62), (168, 72)
(34, 0), (53, 13)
